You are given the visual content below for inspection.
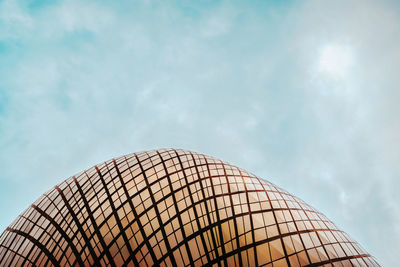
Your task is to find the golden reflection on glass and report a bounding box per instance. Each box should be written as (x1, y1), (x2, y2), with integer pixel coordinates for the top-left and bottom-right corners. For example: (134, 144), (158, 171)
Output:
(0, 149), (379, 266)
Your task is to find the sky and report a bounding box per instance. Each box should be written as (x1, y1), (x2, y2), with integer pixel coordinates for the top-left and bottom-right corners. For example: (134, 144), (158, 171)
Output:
(0, 0), (399, 265)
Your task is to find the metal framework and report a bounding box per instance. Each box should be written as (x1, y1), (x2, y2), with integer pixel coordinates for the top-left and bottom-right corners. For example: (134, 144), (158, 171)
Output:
(0, 149), (379, 266)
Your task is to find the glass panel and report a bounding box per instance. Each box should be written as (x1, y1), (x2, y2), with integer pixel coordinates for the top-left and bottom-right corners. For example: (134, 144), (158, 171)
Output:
(0, 149), (378, 266)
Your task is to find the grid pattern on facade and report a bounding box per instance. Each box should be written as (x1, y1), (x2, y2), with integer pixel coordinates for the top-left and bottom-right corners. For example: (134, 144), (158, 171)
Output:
(0, 149), (379, 266)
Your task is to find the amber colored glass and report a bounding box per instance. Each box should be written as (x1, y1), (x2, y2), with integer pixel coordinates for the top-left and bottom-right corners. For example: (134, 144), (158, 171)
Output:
(0, 149), (379, 266)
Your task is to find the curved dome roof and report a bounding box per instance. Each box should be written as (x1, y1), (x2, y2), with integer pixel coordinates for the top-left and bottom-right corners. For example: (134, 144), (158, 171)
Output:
(0, 149), (379, 266)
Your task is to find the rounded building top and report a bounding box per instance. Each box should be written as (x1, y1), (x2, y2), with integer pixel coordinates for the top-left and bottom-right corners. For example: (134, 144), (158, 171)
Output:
(0, 149), (379, 266)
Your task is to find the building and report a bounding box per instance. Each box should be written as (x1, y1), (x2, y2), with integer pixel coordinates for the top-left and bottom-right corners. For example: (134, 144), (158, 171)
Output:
(0, 149), (379, 266)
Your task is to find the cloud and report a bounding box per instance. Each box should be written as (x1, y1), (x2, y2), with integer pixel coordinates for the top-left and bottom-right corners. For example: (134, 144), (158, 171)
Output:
(0, 0), (399, 265)
(281, 0), (400, 264)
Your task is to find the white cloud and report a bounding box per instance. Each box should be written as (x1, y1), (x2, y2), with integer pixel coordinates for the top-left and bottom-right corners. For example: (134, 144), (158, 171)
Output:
(317, 44), (354, 78)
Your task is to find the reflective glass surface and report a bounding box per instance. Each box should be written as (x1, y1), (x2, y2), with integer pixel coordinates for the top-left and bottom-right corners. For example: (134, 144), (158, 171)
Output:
(0, 149), (379, 266)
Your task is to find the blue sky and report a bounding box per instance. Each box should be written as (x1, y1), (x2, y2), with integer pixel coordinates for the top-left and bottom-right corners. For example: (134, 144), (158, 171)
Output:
(0, 0), (399, 265)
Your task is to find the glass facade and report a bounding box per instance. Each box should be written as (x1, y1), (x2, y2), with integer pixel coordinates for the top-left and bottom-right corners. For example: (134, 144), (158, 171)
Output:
(0, 149), (379, 266)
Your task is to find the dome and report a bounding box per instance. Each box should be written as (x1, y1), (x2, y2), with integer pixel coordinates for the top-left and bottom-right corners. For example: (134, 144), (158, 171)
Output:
(0, 149), (379, 266)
